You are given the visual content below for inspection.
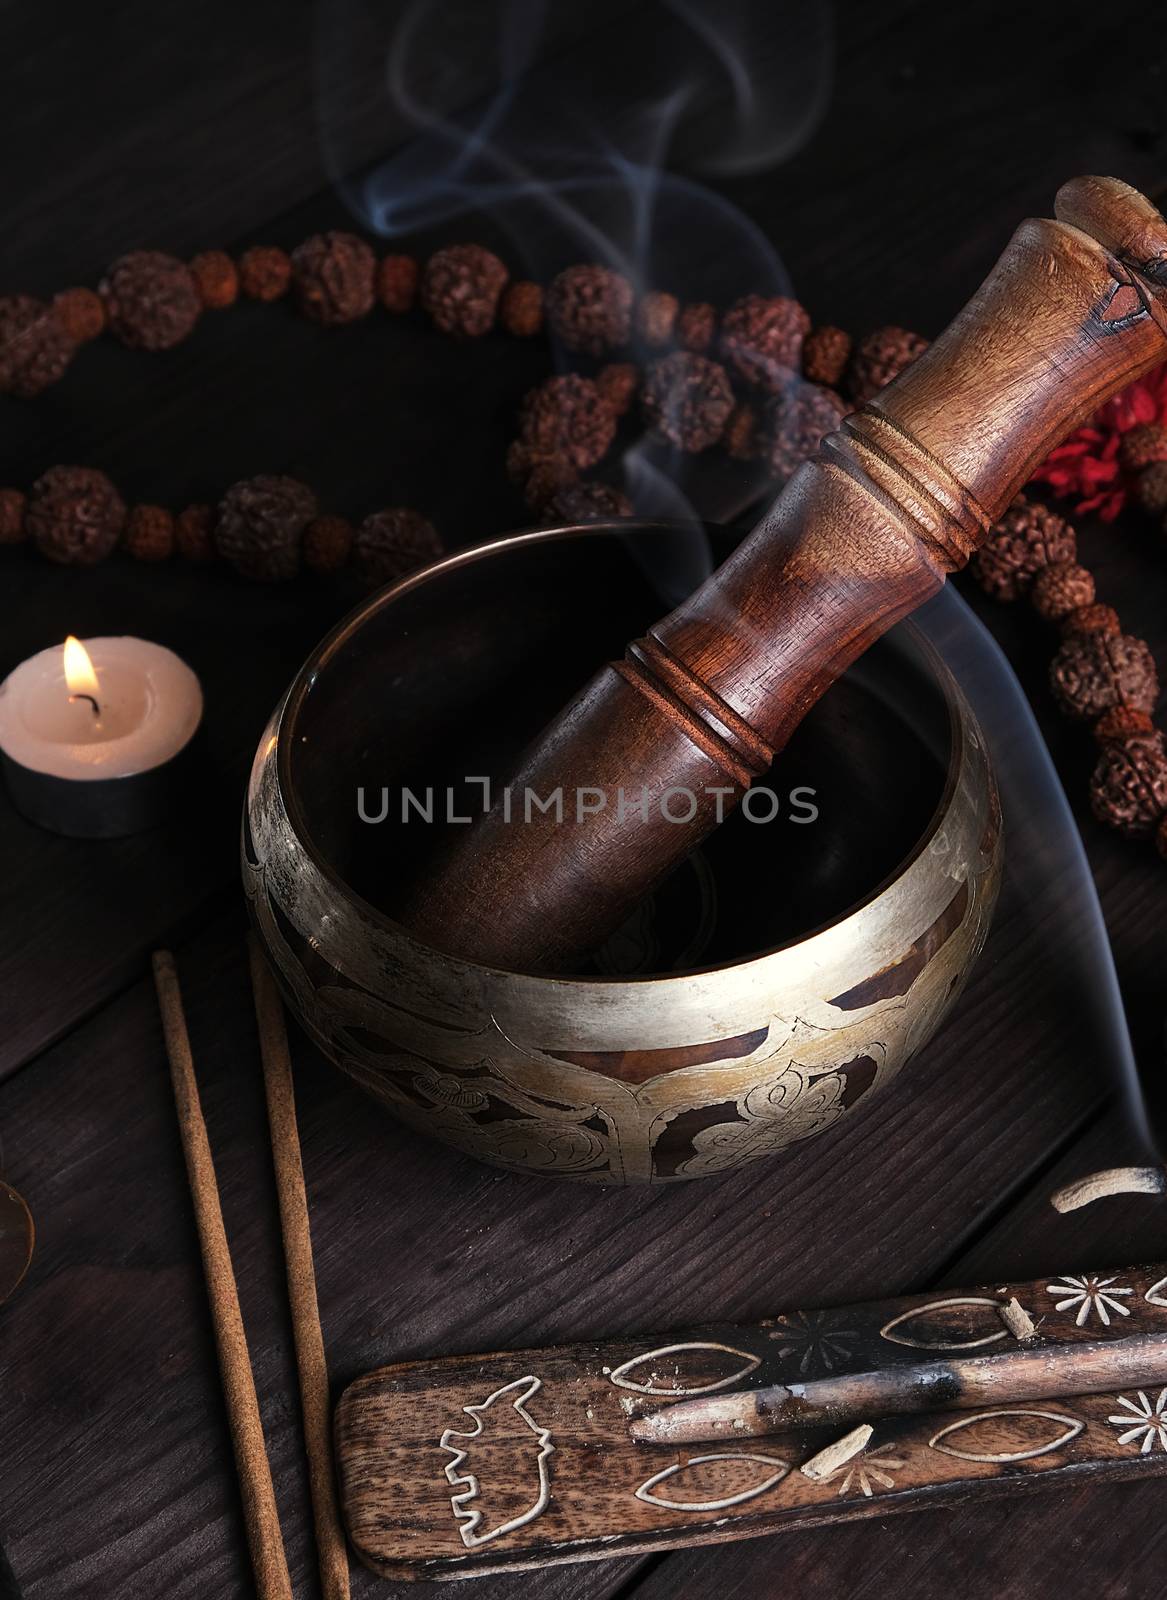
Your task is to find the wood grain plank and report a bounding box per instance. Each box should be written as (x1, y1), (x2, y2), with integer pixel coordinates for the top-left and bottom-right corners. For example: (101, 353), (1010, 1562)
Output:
(0, 0), (645, 289)
(621, 1116), (1167, 1600)
(1, 3), (1166, 1598)
(0, 874), (1133, 1596)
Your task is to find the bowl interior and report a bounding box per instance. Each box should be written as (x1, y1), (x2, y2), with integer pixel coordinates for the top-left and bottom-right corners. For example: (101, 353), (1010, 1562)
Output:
(283, 523), (951, 975)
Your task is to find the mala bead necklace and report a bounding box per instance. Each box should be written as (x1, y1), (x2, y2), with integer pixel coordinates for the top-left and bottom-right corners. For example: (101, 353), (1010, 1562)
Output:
(8, 222), (1165, 859)
(3, 463), (441, 585)
(0, 225), (933, 562)
(971, 494), (1167, 860)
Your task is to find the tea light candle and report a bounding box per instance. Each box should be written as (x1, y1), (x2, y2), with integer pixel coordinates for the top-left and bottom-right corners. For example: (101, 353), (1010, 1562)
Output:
(0, 636), (203, 837)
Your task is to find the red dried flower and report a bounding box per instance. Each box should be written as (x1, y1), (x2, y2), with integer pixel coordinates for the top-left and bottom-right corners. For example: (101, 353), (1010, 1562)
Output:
(1030, 361), (1167, 520)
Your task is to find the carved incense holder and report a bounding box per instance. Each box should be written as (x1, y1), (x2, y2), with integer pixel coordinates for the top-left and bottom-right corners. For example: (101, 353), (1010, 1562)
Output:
(335, 1261), (1167, 1582)
(404, 176), (1167, 973)
(246, 520), (998, 1182)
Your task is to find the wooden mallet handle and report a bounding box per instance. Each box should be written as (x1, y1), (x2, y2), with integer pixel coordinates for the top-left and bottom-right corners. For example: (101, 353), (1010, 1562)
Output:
(405, 178), (1167, 972)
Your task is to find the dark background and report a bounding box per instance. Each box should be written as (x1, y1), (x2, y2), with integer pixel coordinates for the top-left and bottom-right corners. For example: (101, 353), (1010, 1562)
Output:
(3, 2), (1167, 1597)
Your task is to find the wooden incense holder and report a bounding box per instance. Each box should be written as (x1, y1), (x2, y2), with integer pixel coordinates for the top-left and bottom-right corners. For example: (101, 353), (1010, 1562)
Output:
(336, 1260), (1167, 1582)
(404, 176), (1167, 972)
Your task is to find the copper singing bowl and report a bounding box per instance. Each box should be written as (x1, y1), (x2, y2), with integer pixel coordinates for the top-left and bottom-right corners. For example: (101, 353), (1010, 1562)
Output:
(245, 521), (1001, 1184)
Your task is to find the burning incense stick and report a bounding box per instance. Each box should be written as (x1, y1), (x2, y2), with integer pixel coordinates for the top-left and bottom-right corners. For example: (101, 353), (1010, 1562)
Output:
(152, 951), (293, 1600)
(247, 936), (351, 1600)
(628, 1331), (1167, 1445)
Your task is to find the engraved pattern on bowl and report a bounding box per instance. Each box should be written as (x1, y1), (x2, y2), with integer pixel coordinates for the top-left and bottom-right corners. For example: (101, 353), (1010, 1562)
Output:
(244, 524), (1002, 1185)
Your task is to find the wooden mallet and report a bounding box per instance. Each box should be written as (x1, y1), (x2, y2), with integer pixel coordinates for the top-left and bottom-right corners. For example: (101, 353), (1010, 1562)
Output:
(403, 177), (1167, 973)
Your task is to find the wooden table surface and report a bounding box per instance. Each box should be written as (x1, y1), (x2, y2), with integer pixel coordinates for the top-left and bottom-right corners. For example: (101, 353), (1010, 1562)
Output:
(3, 2), (1167, 1595)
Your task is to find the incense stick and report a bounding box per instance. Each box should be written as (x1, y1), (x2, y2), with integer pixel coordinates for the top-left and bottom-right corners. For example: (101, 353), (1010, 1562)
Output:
(152, 950), (293, 1600)
(628, 1330), (1167, 1445)
(247, 935), (350, 1600)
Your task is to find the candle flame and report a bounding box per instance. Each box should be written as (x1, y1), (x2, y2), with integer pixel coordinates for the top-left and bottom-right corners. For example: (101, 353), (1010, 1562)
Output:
(63, 635), (100, 697)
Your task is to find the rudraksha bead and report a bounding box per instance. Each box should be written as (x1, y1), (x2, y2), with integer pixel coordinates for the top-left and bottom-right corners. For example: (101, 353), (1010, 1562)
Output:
(972, 497), (1076, 601)
(636, 290), (679, 347)
(420, 244), (508, 338)
(354, 508), (443, 587)
(26, 466), (125, 565)
(189, 250), (239, 310)
(303, 515), (353, 574)
(52, 287), (106, 344)
(544, 481), (633, 522)
(767, 382), (849, 480)
(518, 374), (616, 470)
(175, 504), (216, 562)
(238, 247), (292, 302)
(506, 441), (579, 510)
(678, 301), (716, 353)
(1090, 731), (1167, 837)
(802, 325), (852, 387)
(596, 363), (639, 417)
(641, 352), (734, 452)
(1137, 462), (1167, 515)
(375, 254), (419, 313)
(0, 296), (76, 397)
(100, 251), (201, 350)
(0, 489), (27, 544)
(1062, 603), (1120, 637)
(723, 402), (762, 462)
(846, 325), (928, 406)
(215, 475), (317, 581)
(499, 281), (544, 337)
(1049, 631), (1159, 720)
(1030, 562), (1095, 622)
(720, 294), (810, 393)
(1119, 422), (1167, 473)
(1094, 706), (1155, 742)
(546, 264), (633, 355)
(122, 505), (175, 562)
(291, 232), (376, 325)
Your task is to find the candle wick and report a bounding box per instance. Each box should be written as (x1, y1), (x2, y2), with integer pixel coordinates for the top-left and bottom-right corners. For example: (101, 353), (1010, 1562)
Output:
(69, 693), (101, 718)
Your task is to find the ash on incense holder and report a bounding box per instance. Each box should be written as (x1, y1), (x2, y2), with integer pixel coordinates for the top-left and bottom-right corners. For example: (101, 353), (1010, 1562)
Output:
(245, 520), (1000, 1184)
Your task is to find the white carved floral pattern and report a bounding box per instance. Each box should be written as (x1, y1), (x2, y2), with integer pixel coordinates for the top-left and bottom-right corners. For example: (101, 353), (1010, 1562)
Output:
(1107, 1390), (1167, 1455)
(1045, 1275), (1134, 1327)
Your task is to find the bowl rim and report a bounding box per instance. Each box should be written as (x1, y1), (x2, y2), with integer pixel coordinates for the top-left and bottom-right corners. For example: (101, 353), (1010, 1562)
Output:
(272, 518), (966, 986)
